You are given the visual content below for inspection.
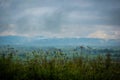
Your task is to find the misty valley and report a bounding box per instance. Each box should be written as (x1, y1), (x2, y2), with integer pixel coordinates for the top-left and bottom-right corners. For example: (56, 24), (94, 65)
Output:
(0, 0), (120, 79)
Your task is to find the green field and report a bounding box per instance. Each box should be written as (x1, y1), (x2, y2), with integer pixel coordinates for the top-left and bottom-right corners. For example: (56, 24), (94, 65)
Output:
(0, 46), (120, 80)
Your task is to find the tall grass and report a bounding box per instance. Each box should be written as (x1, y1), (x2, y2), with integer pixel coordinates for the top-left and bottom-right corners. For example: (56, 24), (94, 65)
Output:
(0, 48), (120, 80)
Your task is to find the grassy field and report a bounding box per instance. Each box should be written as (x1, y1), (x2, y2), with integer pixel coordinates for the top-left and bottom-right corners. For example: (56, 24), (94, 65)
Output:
(0, 47), (120, 80)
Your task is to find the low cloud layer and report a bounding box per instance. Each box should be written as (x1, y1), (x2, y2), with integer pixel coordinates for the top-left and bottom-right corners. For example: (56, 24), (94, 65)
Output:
(0, 0), (120, 39)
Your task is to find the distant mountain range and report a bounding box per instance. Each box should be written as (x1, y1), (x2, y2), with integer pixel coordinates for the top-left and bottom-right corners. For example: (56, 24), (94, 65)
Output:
(0, 36), (120, 47)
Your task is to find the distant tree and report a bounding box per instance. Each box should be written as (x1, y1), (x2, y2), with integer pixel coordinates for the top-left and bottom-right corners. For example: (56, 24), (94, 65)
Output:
(105, 53), (111, 69)
(87, 46), (92, 54)
(80, 46), (84, 56)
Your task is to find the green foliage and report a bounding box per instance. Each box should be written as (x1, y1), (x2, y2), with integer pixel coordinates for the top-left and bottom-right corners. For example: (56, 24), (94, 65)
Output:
(0, 49), (120, 80)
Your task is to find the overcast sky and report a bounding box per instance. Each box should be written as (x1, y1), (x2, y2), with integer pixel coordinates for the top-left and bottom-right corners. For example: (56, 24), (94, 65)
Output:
(0, 0), (120, 39)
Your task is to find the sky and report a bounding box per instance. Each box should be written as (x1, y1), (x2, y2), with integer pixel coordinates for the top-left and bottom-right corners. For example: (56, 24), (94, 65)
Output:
(0, 0), (120, 39)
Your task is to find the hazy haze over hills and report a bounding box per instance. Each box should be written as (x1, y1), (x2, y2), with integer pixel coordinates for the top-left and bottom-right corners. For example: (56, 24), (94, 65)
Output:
(0, 36), (120, 47)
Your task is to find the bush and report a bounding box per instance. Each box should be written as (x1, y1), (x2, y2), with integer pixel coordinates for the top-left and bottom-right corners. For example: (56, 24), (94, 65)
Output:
(0, 50), (120, 80)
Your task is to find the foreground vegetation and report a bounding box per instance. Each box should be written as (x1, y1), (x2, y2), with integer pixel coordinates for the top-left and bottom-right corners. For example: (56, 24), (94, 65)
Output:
(0, 48), (120, 80)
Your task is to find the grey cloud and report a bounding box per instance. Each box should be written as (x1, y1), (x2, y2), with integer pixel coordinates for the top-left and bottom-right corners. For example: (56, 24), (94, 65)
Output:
(107, 9), (120, 26)
(90, 0), (120, 26)
(43, 9), (65, 33)
(0, 24), (9, 32)
(13, 7), (66, 34)
(0, 0), (120, 38)
(60, 0), (120, 26)
(0, 24), (13, 32)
